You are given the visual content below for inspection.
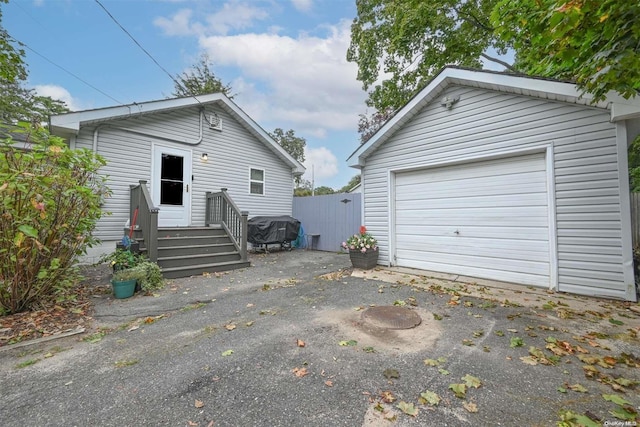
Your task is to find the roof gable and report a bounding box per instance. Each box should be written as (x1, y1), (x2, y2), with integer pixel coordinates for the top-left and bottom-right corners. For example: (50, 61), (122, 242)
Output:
(50, 93), (305, 175)
(348, 67), (640, 167)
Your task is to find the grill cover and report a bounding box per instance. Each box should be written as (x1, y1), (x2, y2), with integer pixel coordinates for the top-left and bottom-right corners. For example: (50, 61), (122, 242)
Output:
(248, 216), (301, 245)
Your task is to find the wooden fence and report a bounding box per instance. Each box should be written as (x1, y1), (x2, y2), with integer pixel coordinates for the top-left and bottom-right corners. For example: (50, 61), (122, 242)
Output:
(632, 192), (640, 248)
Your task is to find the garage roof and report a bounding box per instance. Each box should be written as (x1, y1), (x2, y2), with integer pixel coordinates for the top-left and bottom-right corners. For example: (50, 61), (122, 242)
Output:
(348, 67), (640, 167)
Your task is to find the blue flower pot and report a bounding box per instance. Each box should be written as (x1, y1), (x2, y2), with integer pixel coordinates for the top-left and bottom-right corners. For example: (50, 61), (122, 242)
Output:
(111, 279), (137, 299)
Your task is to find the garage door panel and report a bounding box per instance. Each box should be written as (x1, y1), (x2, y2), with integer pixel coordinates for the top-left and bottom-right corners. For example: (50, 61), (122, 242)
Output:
(395, 193), (549, 208)
(396, 224), (549, 240)
(397, 243), (549, 263)
(395, 153), (550, 287)
(397, 257), (548, 287)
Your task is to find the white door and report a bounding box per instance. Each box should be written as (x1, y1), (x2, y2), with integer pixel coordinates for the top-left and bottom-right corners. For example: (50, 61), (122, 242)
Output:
(394, 153), (550, 287)
(152, 146), (192, 227)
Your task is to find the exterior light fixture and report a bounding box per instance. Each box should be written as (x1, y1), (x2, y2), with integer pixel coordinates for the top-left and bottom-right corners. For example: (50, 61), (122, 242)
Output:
(201, 153), (208, 162)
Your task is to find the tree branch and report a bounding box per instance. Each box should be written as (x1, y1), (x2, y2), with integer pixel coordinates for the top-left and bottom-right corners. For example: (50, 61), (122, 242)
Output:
(480, 52), (516, 71)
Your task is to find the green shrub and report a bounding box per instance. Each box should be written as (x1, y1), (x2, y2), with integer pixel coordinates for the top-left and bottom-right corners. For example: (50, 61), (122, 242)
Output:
(133, 261), (164, 292)
(0, 123), (109, 314)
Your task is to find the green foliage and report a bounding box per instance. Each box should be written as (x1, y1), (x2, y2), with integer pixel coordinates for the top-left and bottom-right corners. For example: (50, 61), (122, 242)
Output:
(338, 174), (361, 193)
(100, 248), (141, 270)
(269, 128), (306, 164)
(0, 123), (109, 314)
(172, 53), (233, 98)
(0, 3), (70, 123)
(628, 136), (640, 192)
(492, 0), (640, 102)
(347, 0), (507, 112)
(133, 261), (164, 292)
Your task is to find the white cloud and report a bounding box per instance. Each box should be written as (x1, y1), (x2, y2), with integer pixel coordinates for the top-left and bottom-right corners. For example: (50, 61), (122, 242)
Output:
(303, 146), (338, 182)
(198, 19), (366, 137)
(33, 84), (81, 111)
(154, 2), (268, 37)
(291, 0), (313, 13)
(154, 9), (194, 36)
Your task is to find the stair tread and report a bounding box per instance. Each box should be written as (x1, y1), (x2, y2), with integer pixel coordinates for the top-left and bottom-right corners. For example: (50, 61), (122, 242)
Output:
(158, 235), (227, 240)
(158, 226), (222, 231)
(158, 251), (239, 261)
(158, 243), (234, 250)
(161, 260), (249, 272)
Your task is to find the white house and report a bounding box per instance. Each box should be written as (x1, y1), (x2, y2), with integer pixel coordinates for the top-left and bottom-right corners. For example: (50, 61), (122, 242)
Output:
(348, 67), (640, 302)
(51, 94), (305, 273)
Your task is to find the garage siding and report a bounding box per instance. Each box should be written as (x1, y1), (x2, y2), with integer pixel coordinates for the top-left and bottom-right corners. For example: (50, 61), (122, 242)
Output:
(75, 106), (294, 241)
(363, 85), (626, 298)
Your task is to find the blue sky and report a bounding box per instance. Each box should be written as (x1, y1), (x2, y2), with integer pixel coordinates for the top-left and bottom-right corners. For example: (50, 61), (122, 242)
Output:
(4, 0), (368, 189)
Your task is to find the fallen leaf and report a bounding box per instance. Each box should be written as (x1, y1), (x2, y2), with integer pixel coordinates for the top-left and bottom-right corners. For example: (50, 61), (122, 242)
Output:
(462, 374), (481, 389)
(246, 303), (254, 308)
(602, 394), (631, 406)
(510, 337), (524, 348)
(383, 369), (400, 379)
(187, 421), (198, 426)
(128, 325), (139, 332)
(324, 380), (333, 387)
(339, 340), (357, 346)
(245, 321), (254, 327)
(567, 383), (588, 393)
(449, 383), (467, 398)
(419, 390), (440, 406)
(520, 356), (538, 366)
(397, 401), (418, 417)
(221, 350), (233, 357)
(296, 339), (305, 348)
(292, 367), (308, 378)
(463, 402), (478, 413)
(380, 391), (396, 403)
(224, 324), (236, 331)
(195, 399), (204, 408)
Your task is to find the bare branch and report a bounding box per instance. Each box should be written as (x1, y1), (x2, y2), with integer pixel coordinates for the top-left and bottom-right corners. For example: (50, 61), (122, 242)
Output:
(480, 53), (516, 71)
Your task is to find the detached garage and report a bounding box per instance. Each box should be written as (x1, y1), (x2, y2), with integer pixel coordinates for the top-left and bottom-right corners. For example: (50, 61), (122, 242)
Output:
(348, 67), (640, 302)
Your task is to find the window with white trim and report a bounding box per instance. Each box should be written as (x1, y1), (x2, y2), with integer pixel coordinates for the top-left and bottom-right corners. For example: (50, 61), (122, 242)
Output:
(250, 168), (265, 195)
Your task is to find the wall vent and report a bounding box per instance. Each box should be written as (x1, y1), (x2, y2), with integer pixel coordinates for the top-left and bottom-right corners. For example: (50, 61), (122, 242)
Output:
(208, 114), (223, 131)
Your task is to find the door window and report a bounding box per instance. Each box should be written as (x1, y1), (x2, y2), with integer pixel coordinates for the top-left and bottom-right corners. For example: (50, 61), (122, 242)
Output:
(160, 154), (184, 205)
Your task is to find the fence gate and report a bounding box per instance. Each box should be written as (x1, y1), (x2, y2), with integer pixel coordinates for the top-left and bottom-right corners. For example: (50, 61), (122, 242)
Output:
(293, 193), (361, 252)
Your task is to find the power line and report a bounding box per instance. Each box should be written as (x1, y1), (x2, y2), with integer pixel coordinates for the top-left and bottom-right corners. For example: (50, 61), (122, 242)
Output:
(94, 0), (186, 96)
(15, 38), (124, 105)
(93, 0), (216, 116)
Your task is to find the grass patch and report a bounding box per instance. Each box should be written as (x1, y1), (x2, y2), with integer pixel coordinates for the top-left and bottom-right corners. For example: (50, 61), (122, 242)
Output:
(15, 359), (39, 369)
(114, 359), (138, 368)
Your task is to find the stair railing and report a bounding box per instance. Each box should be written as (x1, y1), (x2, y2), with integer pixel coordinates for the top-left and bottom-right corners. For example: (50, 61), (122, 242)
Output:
(129, 180), (159, 262)
(205, 188), (248, 262)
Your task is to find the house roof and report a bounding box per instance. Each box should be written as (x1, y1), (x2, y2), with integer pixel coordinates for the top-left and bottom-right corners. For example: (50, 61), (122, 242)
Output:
(348, 67), (640, 167)
(50, 93), (306, 175)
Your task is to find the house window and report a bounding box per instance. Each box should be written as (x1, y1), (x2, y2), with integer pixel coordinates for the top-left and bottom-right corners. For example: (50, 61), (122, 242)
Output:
(250, 168), (265, 195)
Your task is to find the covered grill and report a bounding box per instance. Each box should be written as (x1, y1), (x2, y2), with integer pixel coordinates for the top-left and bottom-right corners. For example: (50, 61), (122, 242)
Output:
(248, 215), (301, 251)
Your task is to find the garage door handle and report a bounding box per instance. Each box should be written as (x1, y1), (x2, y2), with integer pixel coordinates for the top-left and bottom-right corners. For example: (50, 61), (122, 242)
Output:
(454, 230), (460, 235)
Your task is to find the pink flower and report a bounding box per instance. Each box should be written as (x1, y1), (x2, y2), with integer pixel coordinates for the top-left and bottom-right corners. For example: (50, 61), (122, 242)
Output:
(360, 247), (366, 253)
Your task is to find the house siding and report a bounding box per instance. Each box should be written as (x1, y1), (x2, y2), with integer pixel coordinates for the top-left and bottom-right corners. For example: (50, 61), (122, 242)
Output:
(75, 105), (294, 241)
(363, 85), (628, 299)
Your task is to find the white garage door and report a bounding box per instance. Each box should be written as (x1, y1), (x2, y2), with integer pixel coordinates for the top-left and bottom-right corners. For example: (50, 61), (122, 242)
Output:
(394, 153), (550, 287)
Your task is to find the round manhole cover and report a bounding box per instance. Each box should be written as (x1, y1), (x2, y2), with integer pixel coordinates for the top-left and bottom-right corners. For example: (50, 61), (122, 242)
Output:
(361, 306), (422, 330)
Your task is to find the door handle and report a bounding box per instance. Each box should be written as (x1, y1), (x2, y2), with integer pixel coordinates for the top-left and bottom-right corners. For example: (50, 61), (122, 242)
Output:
(186, 184), (189, 193)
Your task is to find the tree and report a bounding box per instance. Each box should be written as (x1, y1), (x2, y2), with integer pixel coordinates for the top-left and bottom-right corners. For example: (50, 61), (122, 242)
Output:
(357, 108), (395, 144)
(347, 0), (509, 113)
(269, 128), (307, 185)
(338, 174), (361, 193)
(269, 128), (306, 164)
(492, 0), (640, 102)
(314, 186), (335, 196)
(172, 53), (233, 98)
(0, 1), (69, 123)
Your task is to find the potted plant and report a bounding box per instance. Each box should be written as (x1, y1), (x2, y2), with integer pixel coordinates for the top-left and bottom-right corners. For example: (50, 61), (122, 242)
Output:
(99, 247), (141, 272)
(110, 268), (139, 299)
(342, 226), (379, 270)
